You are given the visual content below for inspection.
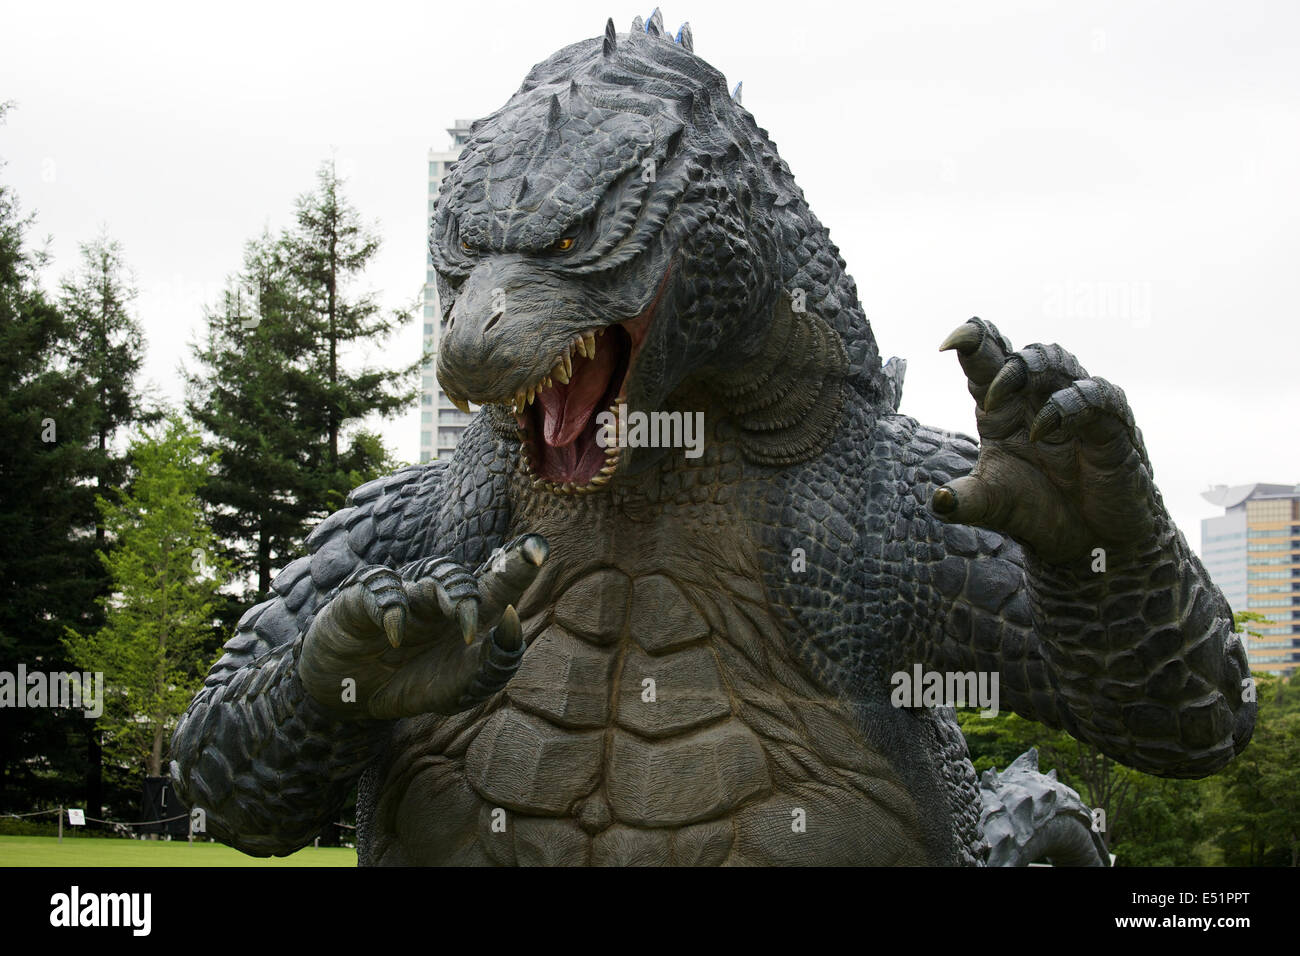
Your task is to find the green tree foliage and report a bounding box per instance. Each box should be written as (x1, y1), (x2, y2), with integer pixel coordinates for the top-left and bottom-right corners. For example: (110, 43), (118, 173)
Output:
(1205, 672), (1300, 865)
(959, 710), (1210, 865)
(58, 232), (158, 509)
(63, 414), (230, 779)
(281, 159), (417, 510)
(57, 230), (157, 813)
(187, 161), (416, 603)
(0, 103), (105, 810)
(187, 233), (324, 600)
(961, 650), (1300, 865)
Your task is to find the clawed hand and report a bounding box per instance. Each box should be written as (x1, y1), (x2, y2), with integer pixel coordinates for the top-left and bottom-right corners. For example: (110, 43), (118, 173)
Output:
(930, 317), (1157, 564)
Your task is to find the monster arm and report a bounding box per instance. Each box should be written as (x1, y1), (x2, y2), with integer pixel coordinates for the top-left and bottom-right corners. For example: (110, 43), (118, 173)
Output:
(170, 465), (442, 856)
(1021, 499), (1253, 778)
(901, 407), (1254, 779)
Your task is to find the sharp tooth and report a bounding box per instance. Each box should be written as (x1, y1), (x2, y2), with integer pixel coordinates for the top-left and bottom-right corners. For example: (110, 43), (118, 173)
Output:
(561, 353), (572, 378)
(552, 362), (569, 385)
(526, 387), (536, 406)
(591, 474), (610, 485)
(583, 331), (597, 356)
(599, 462), (617, 475)
(543, 376), (552, 389)
(561, 482), (574, 494)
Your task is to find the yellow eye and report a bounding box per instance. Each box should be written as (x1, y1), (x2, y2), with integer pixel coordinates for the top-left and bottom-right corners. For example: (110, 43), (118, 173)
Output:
(461, 240), (474, 252)
(553, 237), (575, 252)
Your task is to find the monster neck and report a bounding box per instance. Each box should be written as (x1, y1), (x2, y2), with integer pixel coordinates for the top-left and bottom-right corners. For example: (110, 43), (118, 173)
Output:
(707, 291), (851, 467)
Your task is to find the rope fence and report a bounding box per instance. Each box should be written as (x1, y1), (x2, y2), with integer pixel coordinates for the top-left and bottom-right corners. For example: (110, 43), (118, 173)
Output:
(2, 807), (356, 845)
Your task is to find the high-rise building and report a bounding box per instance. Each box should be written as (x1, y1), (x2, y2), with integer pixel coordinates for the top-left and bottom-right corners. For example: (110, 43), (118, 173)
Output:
(1200, 483), (1300, 676)
(420, 120), (475, 463)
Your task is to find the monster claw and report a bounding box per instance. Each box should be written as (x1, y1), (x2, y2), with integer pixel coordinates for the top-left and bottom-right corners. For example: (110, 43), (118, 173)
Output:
(939, 321), (983, 355)
(932, 486), (958, 515)
(494, 604), (522, 652)
(449, 394), (472, 414)
(382, 607), (406, 649)
(1029, 405), (1063, 443)
(519, 534), (549, 567)
(457, 599), (479, 645)
(984, 357), (1028, 411)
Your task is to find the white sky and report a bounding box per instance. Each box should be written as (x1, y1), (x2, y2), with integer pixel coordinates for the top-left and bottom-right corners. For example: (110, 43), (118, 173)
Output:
(2, 0), (1297, 549)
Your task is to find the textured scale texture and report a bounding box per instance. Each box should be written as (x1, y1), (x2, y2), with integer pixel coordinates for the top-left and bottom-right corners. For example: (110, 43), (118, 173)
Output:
(171, 18), (1254, 865)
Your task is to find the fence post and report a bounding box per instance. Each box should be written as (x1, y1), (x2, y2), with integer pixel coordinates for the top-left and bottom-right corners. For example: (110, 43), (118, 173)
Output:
(58, 806), (63, 844)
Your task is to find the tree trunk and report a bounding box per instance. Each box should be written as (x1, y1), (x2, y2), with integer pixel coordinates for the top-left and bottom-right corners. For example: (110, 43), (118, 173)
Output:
(257, 523), (271, 598)
(327, 207), (339, 470)
(85, 727), (103, 818)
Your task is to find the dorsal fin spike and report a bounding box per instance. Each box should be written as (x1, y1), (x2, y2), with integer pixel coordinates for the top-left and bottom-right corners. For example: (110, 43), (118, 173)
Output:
(631, 15), (644, 32)
(602, 18), (617, 56)
(731, 81), (743, 105)
(567, 79), (591, 113)
(676, 22), (693, 52)
(647, 8), (664, 36)
(547, 93), (563, 128)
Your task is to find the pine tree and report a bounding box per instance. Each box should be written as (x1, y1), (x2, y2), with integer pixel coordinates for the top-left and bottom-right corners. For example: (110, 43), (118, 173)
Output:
(0, 102), (103, 811)
(57, 231), (156, 814)
(59, 232), (156, 509)
(187, 163), (416, 604)
(187, 233), (324, 599)
(282, 158), (417, 510)
(63, 414), (230, 778)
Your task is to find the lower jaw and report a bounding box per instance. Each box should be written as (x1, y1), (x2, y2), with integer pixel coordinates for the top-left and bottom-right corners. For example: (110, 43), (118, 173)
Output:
(519, 397), (625, 495)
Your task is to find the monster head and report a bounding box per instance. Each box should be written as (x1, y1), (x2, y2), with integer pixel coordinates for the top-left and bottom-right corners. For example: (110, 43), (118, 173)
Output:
(432, 12), (884, 493)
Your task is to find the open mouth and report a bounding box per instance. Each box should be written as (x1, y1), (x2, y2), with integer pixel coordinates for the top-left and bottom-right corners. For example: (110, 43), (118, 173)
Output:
(514, 324), (634, 493)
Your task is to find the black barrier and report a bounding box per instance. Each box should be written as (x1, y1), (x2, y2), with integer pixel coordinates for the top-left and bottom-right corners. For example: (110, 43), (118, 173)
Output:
(138, 776), (189, 836)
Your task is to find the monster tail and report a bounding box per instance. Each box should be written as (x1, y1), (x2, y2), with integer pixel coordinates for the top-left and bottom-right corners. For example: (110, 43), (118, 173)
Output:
(978, 748), (1110, 867)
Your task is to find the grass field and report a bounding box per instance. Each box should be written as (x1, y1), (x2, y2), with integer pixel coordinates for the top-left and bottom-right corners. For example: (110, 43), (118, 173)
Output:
(0, 835), (356, 867)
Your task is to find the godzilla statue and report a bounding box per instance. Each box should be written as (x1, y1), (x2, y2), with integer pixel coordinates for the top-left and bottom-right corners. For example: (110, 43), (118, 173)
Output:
(171, 12), (1255, 865)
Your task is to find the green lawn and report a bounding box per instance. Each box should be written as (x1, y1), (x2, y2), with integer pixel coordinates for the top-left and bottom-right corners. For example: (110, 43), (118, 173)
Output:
(0, 835), (355, 867)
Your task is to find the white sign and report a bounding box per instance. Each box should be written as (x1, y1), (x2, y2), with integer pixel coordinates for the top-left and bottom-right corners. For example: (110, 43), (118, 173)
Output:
(66, 808), (85, 826)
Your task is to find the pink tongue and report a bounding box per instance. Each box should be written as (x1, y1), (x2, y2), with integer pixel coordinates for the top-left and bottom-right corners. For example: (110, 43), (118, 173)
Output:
(538, 345), (616, 448)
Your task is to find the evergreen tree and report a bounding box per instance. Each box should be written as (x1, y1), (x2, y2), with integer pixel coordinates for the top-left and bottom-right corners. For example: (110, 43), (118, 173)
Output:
(0, 103), (102, 811)
(58, 232), (156, 508)
(282, 158), (417, 511)
(187, 234), (323, 600)
(57, 230), (156, 814)
(187, 163), (416, 604)
(63, 414), (230, 779)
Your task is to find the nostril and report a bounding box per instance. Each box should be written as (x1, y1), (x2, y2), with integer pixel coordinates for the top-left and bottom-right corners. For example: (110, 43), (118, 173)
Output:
(483, 311), (502, 334)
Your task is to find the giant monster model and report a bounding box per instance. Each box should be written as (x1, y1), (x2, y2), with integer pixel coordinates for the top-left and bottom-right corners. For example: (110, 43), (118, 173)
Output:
(172, 13), (1255, 865)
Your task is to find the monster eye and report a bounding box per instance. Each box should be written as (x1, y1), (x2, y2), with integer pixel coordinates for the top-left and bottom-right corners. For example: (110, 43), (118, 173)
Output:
(461, 240), (476, 252)
(552, 236), (576, 252)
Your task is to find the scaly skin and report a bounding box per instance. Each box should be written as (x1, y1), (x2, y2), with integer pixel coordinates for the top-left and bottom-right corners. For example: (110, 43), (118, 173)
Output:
(171, 16), (1254, 864)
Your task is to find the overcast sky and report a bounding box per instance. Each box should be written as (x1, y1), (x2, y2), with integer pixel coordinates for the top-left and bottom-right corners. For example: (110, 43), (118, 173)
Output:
(2, 0), (1296, 549)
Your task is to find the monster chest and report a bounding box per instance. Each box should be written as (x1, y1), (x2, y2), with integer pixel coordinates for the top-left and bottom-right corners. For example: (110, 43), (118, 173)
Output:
(372, 560), (931, 864)
(466, 566), (770, 825)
